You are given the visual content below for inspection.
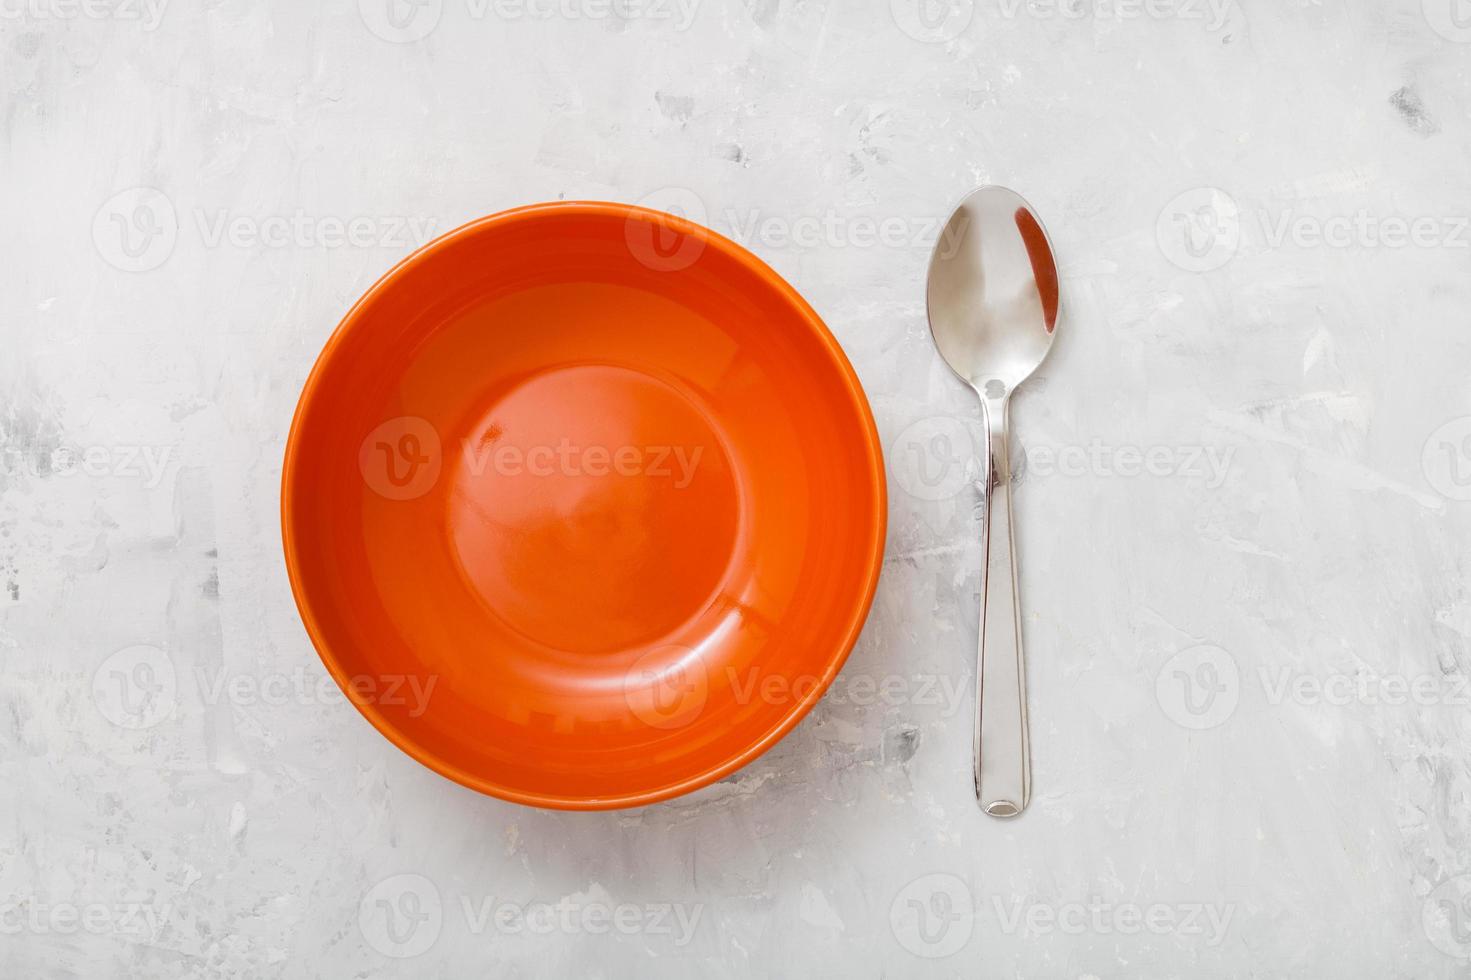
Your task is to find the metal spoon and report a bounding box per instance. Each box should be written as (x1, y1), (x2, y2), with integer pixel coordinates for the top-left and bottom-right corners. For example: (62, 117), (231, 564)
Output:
(925, 186), (1061, 818)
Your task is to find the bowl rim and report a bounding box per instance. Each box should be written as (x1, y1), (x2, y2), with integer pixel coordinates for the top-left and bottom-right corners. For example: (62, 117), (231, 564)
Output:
(280, 200), (888, 810)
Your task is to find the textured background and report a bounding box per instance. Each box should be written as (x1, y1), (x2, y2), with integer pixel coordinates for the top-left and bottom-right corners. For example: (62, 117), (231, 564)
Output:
(4, 0), (1471, 976)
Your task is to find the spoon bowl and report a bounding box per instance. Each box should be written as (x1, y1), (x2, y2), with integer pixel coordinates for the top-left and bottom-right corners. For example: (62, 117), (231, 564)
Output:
(928, 187), (1060, 396)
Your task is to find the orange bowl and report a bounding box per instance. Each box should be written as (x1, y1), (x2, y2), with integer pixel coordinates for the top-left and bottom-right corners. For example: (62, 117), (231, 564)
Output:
(281, 201), (886, 809)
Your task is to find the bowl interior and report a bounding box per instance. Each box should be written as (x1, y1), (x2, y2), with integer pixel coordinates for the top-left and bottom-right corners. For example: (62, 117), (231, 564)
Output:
(283, 203), (885, 808)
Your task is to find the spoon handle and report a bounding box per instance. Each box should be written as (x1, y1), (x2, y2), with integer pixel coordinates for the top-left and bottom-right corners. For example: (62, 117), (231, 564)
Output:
(975, 398), (1031, 817)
